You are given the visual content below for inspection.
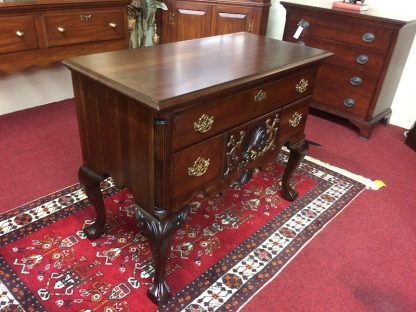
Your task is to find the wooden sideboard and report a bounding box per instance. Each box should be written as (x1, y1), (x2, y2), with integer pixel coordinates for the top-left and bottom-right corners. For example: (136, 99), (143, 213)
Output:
(160, 0), (271, 43)
(0, 0), (130, 73)
(281, 1), (416, 139)
(63, 33), (332, 304)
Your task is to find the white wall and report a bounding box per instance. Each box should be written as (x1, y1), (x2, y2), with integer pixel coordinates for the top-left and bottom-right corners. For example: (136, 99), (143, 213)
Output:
(0, 66), (73, 115)
(266, 0), (416, 129)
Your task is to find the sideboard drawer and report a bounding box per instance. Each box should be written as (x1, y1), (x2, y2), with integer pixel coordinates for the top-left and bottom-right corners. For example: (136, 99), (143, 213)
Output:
(43, 9), (125, 47)
(0, 16), (38, 53)
(172, 135), (224, 198)
(285, 13), (393, 51)
(172, 70), (316, 150)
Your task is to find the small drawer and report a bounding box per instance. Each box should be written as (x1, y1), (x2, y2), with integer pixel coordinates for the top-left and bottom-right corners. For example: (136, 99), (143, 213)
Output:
(278, 99), (310, 142)
(313, 84), (371, 119)
(172, 70), (316, 151)
(43, 9), (125, 47)
(316, 63), (377, 97)
(303, 36), (385, 76)
(0, 16), (38, 54)
(285, 13), (393, 51)
(172, 135), (223, 198)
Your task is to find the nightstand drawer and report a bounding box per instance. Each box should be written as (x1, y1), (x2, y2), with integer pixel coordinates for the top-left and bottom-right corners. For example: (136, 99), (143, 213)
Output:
(285, 13), (392, 51)
(313, 84), (371, 119)
(172, 70), (316, 151)
(316, 63), (377, 97)
(43, 9), (125, 47)
(0, 16), (38, 53)
(172, 135), (224, 198)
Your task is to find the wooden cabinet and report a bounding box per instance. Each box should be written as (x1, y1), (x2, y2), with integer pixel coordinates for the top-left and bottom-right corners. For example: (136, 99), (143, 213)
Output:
(64, 32), (332, 304)
(162, 0), (270, 43)
(0, 0), (129, 73)
(281, 1), (416, 139)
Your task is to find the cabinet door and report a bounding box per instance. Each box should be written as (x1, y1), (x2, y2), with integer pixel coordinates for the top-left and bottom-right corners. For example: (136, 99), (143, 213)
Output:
(170, 1), (212, 42)
(211, 5), (254, 36)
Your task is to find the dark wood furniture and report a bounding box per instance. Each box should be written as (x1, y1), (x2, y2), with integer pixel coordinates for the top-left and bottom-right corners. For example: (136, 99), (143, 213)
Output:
(63, 32), (332, 304)
(160, 0), (271, 43)
(0, 0), (129, 73)
(281, 0), (416, 139)
(405, 122), (416, 151)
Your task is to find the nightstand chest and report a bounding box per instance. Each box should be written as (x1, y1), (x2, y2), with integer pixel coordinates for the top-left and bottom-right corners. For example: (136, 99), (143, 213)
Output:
(281, 1), (416, 139)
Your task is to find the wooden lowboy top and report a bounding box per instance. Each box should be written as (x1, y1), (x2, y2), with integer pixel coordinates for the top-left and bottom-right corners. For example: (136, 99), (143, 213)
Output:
(63, 32), (332, 111)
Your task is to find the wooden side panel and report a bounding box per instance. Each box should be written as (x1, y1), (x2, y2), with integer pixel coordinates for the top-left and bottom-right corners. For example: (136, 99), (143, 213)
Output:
(71, 72), (154, 211)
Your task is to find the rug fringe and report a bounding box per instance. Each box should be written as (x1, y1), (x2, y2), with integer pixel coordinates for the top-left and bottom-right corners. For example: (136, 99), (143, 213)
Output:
(280, 147), (380, 190)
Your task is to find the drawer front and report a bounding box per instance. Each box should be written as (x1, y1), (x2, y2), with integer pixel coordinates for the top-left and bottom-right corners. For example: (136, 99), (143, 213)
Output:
(0, 16), (38, 53)
(316, 63), (377, 97)
(43, 9), (125, 47)
(285, 12), (393, 51)
(301, 36), (385, 76)
(313, 83), (371, 119)
(172, 70), (316, 151)
(172, 135), (223, 198)
(278, 99), (310, 142)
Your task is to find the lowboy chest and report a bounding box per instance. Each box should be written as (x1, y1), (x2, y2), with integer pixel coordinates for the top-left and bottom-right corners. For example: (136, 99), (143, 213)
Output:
(281, 1), (416, 139)
(63, 32), (332, 304)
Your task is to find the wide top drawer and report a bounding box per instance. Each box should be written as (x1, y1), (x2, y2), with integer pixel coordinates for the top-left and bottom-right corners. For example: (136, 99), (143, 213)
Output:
(285, 12), (393, 51)
(43, 8), (125, 47)
(0, 15), (38, 54)
(172, 69), (316, 151)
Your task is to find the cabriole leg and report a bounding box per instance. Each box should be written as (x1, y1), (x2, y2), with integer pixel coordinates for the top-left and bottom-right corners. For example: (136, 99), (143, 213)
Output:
(134, 205), (189, 304)
(281, 140), (308, 201)
(78, 165), (107, 239)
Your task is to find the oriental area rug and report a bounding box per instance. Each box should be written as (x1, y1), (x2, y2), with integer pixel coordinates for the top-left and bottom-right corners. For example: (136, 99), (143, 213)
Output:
(0, 153), (369, 312)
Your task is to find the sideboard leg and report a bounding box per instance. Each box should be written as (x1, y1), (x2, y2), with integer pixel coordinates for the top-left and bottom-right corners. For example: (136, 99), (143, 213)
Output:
(281, 140), (308, 201)
(134, 205), (189, 304)
(78, 165), (107, 239)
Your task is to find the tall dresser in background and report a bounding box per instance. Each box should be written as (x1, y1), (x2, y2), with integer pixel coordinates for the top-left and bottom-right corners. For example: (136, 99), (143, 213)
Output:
(281, 1), (416, 139)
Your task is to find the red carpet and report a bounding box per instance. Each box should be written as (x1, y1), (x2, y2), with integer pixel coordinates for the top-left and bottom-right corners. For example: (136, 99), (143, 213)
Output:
(0, 151), (364, 311)
(1, 100), (415, 311)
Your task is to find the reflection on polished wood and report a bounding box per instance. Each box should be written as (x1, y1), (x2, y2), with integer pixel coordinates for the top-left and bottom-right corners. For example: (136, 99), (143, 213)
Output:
(64, 32), (332, 304)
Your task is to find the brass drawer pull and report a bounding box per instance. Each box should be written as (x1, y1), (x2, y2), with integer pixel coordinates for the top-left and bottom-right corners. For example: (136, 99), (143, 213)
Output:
(81, 14), (92, 21)
(193, 114), (214, 133)
(295, 78), (309, 93)
(350, 76), (362, 86)
(362, 32), (375, 43)
(58, 27), (66, 33)
(188, 157), (210, 177)
(344, 98), (356, 107)
(288, 112), (303, 127)
(16, 31), (25, 37)
(356, 55), (369, 65)
(254, 90), (267, 102)
(109, 23), (117, 29)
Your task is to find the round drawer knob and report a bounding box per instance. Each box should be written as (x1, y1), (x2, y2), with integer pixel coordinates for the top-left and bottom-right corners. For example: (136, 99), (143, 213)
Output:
(16, 31), (25, 37)
(109, 23), (117, 29)
(58, 27), (66, 33)
(299, 19), (310, 28)
(350, 76), (363, 86)
(362, 32), (376, 43)
(188, 157), (210, 177)
(356, 55), (369, 65)
(344, 98), (356, 107)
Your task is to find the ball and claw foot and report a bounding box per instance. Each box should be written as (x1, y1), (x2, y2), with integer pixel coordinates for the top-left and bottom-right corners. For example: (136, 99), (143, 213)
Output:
(148, 281), (171, 305)
(83, 223), (105, 240)
(281, 187), (299, 201)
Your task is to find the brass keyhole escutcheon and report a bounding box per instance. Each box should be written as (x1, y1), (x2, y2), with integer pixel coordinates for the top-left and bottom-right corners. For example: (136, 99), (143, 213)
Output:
(193, 114), (214, 133)
(254, 90), (267, 102)
(295, 78), (309, 93)
(188, 157), (210, 177)
(288, 112), (303, 127)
